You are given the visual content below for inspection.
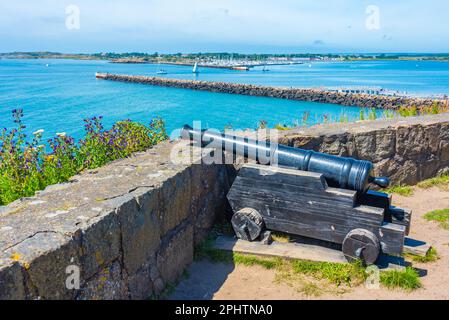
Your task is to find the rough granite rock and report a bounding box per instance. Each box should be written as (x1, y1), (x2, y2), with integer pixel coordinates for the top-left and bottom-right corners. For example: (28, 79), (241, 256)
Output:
(116, 192), (161, 276)
(76, 261), (129, 300)
(127, 257), (155, 299)
(79, 209), (121, 280)
(0, 259), (26, 300)
(4, 232), (81, 300)
(156, 223), (194, 285)
(278, 113), (449, 185)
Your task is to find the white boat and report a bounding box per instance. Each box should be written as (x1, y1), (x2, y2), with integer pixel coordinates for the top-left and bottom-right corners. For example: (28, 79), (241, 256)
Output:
(45, 64), (50, 67)
(192, 62), (199, 73)
(156, 69), (167, 75)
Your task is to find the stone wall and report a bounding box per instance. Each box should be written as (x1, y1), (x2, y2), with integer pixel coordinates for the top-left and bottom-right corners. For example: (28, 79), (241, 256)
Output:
(277, 113), (449, 185)
(0, 141), (235, 300)
(97, 73), (448, 110)
(2, 114), (449, 300)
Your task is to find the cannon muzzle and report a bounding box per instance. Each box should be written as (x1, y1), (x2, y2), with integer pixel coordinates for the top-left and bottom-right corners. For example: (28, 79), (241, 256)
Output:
(181, 125), (389, 193)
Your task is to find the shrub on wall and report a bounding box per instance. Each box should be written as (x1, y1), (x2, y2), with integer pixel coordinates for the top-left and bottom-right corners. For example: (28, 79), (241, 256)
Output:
(0, 109), (168, 205)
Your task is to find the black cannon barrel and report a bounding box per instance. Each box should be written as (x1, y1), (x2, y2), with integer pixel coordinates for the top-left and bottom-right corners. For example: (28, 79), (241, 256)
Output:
(181, 125), (389, 193)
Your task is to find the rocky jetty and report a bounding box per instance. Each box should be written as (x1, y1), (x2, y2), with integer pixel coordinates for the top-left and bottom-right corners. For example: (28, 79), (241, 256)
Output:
(96, 73), (447, 110)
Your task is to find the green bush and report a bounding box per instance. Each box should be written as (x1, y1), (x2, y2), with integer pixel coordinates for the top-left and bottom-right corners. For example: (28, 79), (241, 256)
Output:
(0, 109), (168, 206)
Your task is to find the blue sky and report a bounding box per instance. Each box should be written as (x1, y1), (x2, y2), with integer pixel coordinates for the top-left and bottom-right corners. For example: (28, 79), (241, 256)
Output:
(1, 0), (448, 53)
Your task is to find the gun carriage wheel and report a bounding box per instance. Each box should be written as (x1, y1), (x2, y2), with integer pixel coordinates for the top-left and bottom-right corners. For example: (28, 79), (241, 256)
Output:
(231, 208), (265, 241)
(342, 229), (380, 265)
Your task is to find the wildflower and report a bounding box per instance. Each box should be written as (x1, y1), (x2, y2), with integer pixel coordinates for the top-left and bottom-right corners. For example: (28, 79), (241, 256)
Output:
(33, 129), (44, 135)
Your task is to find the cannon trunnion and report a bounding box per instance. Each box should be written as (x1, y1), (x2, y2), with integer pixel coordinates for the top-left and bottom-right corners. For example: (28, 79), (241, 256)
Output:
(227, 163), (411, 265)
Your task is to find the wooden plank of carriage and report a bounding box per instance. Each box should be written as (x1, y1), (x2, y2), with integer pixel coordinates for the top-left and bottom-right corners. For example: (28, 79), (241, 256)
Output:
(214, 235), (347, 264)
(213, 236), (431, 271)
(403, 238), (432, 256)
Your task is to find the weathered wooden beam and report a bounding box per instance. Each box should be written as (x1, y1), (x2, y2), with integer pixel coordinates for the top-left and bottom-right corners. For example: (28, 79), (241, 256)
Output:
(227, 163), (407, 260)
(403, 238), (432, 256)
(378, 223), (406, 255)
(214, 236), (348, 263)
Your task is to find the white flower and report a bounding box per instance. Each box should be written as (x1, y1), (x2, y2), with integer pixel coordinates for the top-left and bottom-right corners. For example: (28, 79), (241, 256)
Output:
(33, 129), (44, 135)
(56, 132), (66, 137)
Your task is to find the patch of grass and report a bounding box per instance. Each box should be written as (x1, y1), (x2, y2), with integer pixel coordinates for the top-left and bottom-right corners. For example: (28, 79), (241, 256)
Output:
(382, 110), (395, 119)
(339, 114), (349, 123)
(417, 174), (449, 190)
(195, 237), (423, 295)
(194, 238), (233, 263)
(298, 282), (323, 297)
(291, 260), (366, 287)
(398, 106), (418, 117)
(271, 232), (291, 243)
(380, 267), (421, 290)
(233, 254), (282, 270)
(405, 247), (439, 263)
(424, 208), (449, 230)
(384, 185), (414, 197)
(368, 108), (378, 120)
(195, 239), (281, 269)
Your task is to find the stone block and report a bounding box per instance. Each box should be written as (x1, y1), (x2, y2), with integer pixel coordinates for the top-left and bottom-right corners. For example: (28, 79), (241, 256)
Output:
(439, 141), (449, 162)
(77, 261), (129, 300)
(0, 258), (26, 300)
(117, 193), (161, 275)
(80, 210), (121, 279)
(4, 232), (80, 300)
(127, 258), (154, 300)
(159, 171), (192, 235)
(157, 224), (194, 284)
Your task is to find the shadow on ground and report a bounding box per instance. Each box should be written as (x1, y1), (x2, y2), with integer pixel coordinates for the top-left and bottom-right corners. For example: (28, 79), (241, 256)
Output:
(168, 261), (235, 300)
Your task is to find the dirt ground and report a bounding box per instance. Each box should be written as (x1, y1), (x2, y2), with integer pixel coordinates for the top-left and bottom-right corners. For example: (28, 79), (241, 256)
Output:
(170, 186), (449, 300)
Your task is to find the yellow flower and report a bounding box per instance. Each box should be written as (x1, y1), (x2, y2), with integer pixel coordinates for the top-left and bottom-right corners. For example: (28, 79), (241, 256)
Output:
(10, 253), (21, 261)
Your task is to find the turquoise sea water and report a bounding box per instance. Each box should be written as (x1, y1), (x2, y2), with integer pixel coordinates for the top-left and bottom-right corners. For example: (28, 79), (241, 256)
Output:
(1, 59), (448, 142)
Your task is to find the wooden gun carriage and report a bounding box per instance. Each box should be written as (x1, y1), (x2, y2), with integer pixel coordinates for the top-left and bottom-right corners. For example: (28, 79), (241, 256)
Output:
(181, 125), (412, 265)
(227, 163), (411, 265)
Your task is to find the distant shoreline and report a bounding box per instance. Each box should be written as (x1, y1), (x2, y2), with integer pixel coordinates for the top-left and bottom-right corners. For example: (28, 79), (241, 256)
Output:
(1, 52), (449, 63)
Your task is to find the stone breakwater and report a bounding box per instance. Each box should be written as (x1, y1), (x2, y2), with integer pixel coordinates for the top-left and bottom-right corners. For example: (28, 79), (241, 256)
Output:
(96, 73), (447, 110)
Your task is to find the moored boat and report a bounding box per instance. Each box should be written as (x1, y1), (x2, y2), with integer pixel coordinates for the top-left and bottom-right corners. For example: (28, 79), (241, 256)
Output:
(192, 62), (199, 73)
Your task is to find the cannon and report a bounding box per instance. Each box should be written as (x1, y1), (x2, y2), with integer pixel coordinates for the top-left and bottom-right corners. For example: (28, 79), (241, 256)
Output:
(181, 125), (412, 265)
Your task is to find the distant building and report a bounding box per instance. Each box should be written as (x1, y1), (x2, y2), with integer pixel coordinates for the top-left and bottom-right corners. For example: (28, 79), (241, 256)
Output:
(327, 86), (382, 95)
